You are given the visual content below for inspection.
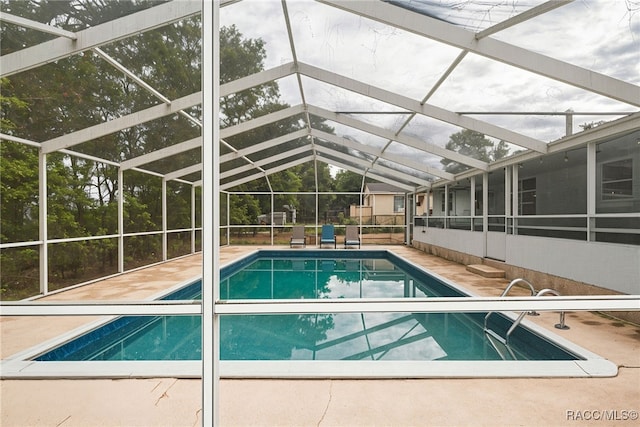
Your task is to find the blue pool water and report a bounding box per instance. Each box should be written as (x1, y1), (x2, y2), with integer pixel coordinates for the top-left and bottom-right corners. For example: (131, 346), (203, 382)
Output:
(35, 250), (579, 362)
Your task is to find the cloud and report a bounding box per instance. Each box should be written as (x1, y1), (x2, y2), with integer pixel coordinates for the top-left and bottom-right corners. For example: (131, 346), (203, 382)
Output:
(222, 0), (639, 160)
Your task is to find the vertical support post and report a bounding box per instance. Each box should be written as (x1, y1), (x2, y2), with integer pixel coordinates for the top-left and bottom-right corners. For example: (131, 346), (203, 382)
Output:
(162, 178), (167, 261)
(444, 184), (449, 229)
(270, 193), (275, 245)
(359, 176), (365, 238)
(504, 166), (511, 233)
(470, 176), (475, 231)
(587, 142), (597, 241)
(202, 0), (220, 425)
(512, 164), (519, 235)
(118, 167), (124, 273)
(483, 172), (489, 257)
(315, 191), (319, 246)
(405, 193), (410, 245)
(38, 149), (48, 294)
(191, 185), (196, 254)
(426, 189), (431, 221)
(227, 192), (230, 245)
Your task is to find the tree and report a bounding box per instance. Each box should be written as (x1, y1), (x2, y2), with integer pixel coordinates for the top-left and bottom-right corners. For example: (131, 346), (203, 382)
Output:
(440, 130), (510, 174)
(334, 170), (364, 208)
(1, 0), (202, 295)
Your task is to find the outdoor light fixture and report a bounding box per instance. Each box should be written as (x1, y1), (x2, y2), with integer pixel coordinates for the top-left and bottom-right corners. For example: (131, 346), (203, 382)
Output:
(564, 152), (569, 162)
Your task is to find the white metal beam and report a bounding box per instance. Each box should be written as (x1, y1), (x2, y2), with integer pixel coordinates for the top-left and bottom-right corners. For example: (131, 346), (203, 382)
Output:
(120, 137), (201, 170)
(164, 163), (202, 181)
(0, 1), (201, 77)
(220, 129), (308, 163)
(475, 1), (573, 40)
(298, 62), (549, 153)
(2, 295), (637, 316)
(220, 62), (296, 97)
(315, 154), (416, 192)
(307, 104), (489, 170)
(312, 128), (454, 181)
(220, 155), (316, 190)
(220, 146), (311, 179)
(315, 145), (431, 187)
(42, 92), (202, 153)
(221, 171), (269, 191)
(0, 13), (77, 39)
(220, 105), (305, 138)
(319, 0), (640, 107)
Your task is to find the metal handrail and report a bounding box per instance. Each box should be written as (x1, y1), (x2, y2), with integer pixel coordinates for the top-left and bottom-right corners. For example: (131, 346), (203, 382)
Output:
(484, 278), (536, 331)
(505, 288), (569, 344)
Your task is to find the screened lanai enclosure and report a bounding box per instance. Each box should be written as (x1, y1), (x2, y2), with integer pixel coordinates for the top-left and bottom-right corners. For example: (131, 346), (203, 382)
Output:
(1, 0), (639, 424)
(2, 0), (639, 299)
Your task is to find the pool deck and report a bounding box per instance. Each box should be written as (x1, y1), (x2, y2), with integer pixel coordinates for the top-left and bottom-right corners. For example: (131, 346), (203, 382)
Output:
(1, 245), (639, 426)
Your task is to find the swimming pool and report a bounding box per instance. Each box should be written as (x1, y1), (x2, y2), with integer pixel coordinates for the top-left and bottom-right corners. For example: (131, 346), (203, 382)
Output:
(4, 250), (617, 378)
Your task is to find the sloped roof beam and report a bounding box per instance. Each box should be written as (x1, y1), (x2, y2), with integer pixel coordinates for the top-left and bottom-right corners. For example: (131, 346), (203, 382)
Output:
(0, 13), (77, 39)
(281, 0), (317, 169)
(307, 104), (488, 170)
(42, 92), (202, 153)
(220, 129), (308, 163)
(220, 105), (305, 139)
(221, 172), (269, 191)
(315, 155), (415, 192)
(362, 170), (417, 191)
(93, 48), (202, 128)
(220, 155), (315, 190)
(315, 145), (432, 187)
(221, 146), (311, 179)
(164, 163), (202, 181)
(311, 129), (454, 181)
(320, 0), (639, 107)
(220, 62), (296, 97)
(0, 1), (201, 77)
(475, 1), (573, 40)
(260, 155), (316, 176)
(299, 63), (549, 153)
(121, 137), (201, 170)
(222, 62), (545, 154)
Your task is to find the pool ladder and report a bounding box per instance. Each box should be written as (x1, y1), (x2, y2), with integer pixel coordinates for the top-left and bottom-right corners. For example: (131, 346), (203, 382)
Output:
(483, 279), (569, 359)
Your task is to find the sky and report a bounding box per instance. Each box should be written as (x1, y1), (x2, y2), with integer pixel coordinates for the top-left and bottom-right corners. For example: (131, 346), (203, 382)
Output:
(219, 0), (640, 172)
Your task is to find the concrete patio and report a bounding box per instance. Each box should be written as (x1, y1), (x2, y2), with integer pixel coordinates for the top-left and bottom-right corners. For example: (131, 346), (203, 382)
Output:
(1, 246), (638, 426)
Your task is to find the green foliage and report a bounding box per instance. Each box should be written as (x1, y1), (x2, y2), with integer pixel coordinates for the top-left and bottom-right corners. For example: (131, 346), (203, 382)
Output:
(0, 141), (39, 243)
(334, 170), (365, 207)
(227, 194), (261, 226)
(441, 130), (510, 174)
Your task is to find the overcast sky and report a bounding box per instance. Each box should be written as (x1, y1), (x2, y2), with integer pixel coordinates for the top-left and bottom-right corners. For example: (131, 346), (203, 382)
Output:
(220, 0), (639, 168)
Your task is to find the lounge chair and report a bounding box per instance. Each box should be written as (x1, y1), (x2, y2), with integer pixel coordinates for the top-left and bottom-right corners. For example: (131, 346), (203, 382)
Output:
(320, 224), (336, 248)
(344, 225), (360, 249)
(290, 225), (306, 248)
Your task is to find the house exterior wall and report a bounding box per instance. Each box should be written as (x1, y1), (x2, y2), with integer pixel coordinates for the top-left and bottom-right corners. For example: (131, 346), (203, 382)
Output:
(368, 194), (399, 215)
(413, 227), (640, 296)
(412, 128), (640, 297)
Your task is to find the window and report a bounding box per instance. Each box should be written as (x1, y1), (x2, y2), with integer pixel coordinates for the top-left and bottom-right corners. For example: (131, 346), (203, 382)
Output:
(440, 192), (453, 214)
(601, 159), (633, 200)
(394, 195), (405, 213)
(518, 177), (536, 215)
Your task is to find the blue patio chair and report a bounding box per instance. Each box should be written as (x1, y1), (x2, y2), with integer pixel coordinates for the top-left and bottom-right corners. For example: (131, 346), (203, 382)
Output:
(320, 224), (336, 248)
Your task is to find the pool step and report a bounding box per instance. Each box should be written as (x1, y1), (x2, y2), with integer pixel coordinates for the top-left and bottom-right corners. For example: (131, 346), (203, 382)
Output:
(466, 264), (505, 278)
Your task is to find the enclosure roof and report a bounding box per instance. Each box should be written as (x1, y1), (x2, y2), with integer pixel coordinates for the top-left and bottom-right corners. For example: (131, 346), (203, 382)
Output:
(1, 0), (639, 193)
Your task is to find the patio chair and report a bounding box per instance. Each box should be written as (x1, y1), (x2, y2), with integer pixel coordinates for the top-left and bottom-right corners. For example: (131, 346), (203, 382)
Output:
(344, 225), (360, 249)
(320, 224), (336, 248)
(290, 225), (306, 248)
